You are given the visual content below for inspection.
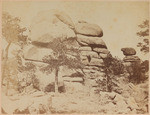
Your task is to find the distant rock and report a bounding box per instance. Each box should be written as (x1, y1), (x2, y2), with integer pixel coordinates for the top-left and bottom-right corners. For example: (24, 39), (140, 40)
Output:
(75, 22), (103, 37)
(121, 47), (136, 56)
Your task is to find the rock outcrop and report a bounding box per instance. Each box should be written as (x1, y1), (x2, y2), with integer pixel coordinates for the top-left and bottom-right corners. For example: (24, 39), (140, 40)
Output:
(24, 10), (111, 93)
(121, 47), (141, 66)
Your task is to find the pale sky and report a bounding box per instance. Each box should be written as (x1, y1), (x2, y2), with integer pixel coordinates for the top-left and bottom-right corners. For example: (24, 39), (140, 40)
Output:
(2, 1), (149, 60)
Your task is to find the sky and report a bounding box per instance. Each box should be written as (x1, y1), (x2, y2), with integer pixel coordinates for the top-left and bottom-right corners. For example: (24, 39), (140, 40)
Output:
(2, 1), (149, 60)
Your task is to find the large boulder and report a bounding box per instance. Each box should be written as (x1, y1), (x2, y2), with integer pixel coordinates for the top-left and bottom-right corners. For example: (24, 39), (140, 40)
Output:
(75, 21), (103, 37)
(76, 35), (107, 48)
(121, 48), (136, 56)
(30, 10), (75, 44)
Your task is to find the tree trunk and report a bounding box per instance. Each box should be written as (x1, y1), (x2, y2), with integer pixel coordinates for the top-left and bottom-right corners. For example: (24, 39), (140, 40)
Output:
(2, 42), (11, 84)
(54, 67), (59, 94)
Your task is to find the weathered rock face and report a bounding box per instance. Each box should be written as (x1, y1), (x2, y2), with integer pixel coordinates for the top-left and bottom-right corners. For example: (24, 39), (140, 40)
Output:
(121, 48), (136, 56)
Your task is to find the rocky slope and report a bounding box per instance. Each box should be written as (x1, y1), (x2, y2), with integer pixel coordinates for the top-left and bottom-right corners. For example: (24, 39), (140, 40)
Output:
(2, 74), (148, 114)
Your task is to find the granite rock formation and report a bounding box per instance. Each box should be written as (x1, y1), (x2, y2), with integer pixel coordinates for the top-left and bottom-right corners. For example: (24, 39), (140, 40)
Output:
(75, 21), (110, 92)
(24, 10), (111, 93)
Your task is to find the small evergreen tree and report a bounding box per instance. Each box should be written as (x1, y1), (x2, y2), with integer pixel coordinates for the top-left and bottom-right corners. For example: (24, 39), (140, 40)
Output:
(41, 38), (84, 94)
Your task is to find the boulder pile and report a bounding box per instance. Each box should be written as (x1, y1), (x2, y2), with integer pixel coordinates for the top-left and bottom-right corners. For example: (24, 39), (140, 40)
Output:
(75, 21), (110, 92)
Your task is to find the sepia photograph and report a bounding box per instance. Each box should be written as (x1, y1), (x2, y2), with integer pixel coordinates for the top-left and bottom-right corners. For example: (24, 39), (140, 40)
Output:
(1, 0), (149, 114)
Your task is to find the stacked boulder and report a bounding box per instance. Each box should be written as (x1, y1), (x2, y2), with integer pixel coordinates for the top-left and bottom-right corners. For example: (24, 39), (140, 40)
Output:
(121, 47), (141, 66)
(75, 21), (111, 92)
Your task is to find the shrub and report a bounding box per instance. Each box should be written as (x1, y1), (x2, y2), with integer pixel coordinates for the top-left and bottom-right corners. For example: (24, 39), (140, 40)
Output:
(141, 60), (149, 72)
(126, 61), (147, 84)
(103, 55), (125, 75)
(96, 55), (125, 92)
(110, 57), (125, 75)
(17, 59), (38, 93)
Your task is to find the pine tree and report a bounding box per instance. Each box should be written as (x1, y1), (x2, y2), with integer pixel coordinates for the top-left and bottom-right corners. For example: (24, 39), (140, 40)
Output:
(41, 38), (84, 94)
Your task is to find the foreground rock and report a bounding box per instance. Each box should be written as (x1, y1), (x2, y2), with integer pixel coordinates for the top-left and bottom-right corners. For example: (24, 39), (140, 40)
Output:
(2, 91), (54, 114)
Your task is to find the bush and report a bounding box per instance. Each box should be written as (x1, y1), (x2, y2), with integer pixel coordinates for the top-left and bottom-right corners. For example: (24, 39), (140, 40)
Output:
(126, 61), (147, 84)
(103, 55), (125, 75)
(96, 55), (125, 92)
(110, 57), (125, 75)
(141, 60), (149, 72)
(17, 61), (38, 93)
